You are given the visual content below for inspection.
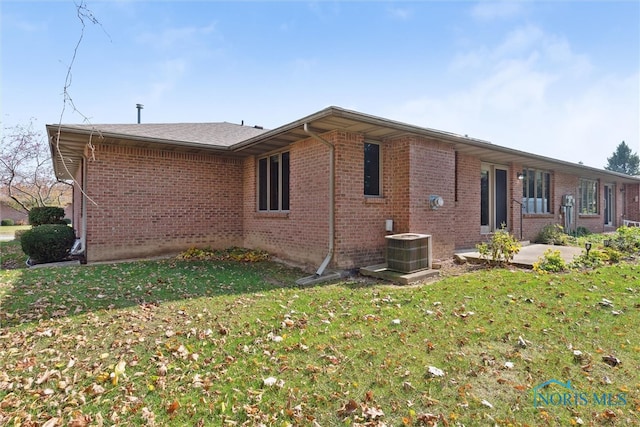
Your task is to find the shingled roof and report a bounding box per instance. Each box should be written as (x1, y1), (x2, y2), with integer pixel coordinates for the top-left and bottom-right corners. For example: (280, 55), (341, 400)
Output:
(53, 122), (268, 148)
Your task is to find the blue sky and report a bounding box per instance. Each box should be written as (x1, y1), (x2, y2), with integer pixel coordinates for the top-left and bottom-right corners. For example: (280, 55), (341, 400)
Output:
(1, 0), (638, 169)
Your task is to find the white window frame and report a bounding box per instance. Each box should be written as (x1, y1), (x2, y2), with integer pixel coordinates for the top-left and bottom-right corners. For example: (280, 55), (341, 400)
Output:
(579, 178), (598, 215)
(522, 169), (551, 214)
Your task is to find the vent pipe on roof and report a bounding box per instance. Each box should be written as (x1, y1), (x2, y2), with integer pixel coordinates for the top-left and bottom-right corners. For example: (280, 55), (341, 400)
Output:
(136, 104), (144, 124)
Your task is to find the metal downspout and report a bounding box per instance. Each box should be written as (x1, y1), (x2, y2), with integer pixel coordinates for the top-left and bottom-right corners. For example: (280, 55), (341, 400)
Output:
(303, 123), (334, 276)
(80, 158), (88, 261)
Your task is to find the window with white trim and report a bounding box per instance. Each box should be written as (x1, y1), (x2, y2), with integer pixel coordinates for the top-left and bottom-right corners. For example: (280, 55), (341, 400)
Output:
(522, 169), (551, 213)
(364, 142), (381, 196)
(579, 178), (598, 215)
(258, 151), (290, 211)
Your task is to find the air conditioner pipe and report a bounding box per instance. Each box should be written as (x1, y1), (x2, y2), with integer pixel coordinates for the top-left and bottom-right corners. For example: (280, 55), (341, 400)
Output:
(303, 123), (334, 276)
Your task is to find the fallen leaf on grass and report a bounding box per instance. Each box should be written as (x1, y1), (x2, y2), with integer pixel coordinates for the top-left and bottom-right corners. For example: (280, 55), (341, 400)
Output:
(428, 366), (445, 377)
(141, 407), (156, 426)
(601, 409), (617, 419)
(337, 399), (359, 417)
(481, 399), (493, 408)
(602, 355), (622, 367)
(363, 405), (385, 420)
(416, 412), (443, 426)
(42, 417), (60, 427)
(167, 400), (180, 414)
(262, 376), (284, 388)
(598, 298), (614, 308)
(69, 412), (90, 427)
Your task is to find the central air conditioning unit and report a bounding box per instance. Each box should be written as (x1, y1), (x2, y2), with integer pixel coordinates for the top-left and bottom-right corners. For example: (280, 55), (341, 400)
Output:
(385, 233), (432, 273)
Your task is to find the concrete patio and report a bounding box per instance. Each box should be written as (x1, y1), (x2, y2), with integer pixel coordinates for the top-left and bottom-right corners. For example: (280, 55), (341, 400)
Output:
(455, 243), (585, 268)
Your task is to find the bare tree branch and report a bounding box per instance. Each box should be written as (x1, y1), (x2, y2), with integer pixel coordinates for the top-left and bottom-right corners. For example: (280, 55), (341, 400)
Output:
(1, 121), (71, 213)
(52, 0), (110, 207)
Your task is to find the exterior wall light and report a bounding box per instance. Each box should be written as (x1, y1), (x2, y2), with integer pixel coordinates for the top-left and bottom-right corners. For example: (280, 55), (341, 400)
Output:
(429, 195), (444, 210)
(517, 172), (524, 180)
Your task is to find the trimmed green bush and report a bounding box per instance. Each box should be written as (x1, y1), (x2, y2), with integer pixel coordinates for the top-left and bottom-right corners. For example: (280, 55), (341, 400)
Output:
(28, 206), (66, 226)
(1, 218), (15, 226)
(20, 224), (76, 264)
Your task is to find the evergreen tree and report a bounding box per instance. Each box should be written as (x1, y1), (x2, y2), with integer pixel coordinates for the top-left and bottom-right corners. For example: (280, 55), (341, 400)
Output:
(604, 141), (640, 175)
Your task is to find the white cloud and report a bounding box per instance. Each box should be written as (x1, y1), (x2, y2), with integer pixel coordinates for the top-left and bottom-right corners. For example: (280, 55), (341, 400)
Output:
(143, 58), (188, 103)
(136, 22), (217, 51)
(388, 7), (413, 20)
(389, 25), (638, 168)
(470, 1), (525, 21)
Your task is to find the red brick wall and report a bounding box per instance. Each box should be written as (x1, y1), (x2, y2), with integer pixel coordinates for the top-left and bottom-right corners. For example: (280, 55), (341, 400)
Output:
(333, 131), (390, 267)
(625, 183), (640, 222)
(454, 153), (482, 248)
(84, 144), (244, 262)
(333, 133), (457, 266)
(243, 134), (332, 269)
(81, 135), (640, 268)
(405, 137), (456, 259)
(242, 130), (462, 269)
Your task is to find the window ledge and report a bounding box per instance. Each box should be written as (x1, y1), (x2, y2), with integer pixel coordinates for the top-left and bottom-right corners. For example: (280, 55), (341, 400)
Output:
(523, 213), (554, 218)
(255, 211), (290, 219)
(364, 196), (385, 204)
(578, 214), (599, 218)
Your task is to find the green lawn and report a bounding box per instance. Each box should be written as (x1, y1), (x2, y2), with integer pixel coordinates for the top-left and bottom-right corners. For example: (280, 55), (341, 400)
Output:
(0, 249), (638, 426)
(0, 225), (30, 237)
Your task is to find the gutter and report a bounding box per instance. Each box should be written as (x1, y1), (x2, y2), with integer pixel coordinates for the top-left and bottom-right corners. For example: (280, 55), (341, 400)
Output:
(303, 123), (335, 276)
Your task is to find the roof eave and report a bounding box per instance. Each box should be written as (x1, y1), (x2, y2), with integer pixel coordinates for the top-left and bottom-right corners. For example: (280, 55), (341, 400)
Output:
(230, 106), (640, 184)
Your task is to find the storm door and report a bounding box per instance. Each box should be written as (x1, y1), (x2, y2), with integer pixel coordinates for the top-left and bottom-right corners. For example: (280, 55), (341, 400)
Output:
(604, 184), (615, 226)
(481, 164), (508, 233)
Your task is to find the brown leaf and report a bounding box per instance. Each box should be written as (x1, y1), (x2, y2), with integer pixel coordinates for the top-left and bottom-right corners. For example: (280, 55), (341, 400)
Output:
(167, 400), (180, 414)
(337, 399), (359, 417)
(69, 412), (90, 427)
(363, 405), (385, 420)
(417, 413), (439, 425)
(364, 390), (374, 402)
(42, 418), (60, 427)
(602, 355), (621, 367)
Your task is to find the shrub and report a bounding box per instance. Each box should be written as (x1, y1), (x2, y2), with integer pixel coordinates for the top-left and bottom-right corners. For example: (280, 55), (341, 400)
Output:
(535, 224), (568, 245)
(1, 218), (15, 226)
(602, 247), (623, 263)
(533, 249), (567, 273)
(28, 206), (66, 226)
(476, 229), (521, 265)
(574, 226), (591, 237)
(20, 224), (76, 264)
(609, 226), (640, 254)
(569, 249), (607, 269)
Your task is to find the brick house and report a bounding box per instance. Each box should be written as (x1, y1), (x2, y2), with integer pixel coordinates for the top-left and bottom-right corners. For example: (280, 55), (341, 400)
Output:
(0, 200), (29, 225)
(48, 106), (640, 270)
